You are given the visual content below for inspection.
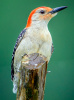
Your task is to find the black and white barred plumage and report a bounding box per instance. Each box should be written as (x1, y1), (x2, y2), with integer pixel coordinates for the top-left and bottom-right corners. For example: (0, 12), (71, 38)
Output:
(11, 28), (26, 80)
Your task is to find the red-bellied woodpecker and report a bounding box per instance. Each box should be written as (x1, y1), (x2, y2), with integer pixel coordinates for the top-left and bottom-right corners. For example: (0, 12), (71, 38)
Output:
(11, 6), (67, 93)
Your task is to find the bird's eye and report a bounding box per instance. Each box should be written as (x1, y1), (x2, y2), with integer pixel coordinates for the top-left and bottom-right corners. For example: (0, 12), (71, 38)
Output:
(40, 10), (45, 14)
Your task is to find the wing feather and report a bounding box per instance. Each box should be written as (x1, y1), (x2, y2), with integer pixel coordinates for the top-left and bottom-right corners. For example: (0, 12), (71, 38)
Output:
(11, 28), (26, 80)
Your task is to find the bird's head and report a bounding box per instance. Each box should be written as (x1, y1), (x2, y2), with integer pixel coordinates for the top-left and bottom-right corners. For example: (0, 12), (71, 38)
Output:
(26, 6), (67, 28)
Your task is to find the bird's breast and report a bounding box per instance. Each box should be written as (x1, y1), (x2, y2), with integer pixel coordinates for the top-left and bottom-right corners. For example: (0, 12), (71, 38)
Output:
(27, 27), (52, 45)
(26, 28), (52, 61)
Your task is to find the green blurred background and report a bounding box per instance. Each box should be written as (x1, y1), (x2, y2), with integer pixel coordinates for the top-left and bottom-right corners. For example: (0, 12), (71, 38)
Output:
(0, 0), (74, 100)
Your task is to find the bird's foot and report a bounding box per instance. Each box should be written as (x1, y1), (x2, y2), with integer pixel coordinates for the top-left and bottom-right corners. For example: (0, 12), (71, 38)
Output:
(22, 53), (28, 58)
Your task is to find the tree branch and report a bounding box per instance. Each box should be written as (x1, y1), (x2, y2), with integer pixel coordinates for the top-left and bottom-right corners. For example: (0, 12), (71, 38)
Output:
(16, 53), (48, 100)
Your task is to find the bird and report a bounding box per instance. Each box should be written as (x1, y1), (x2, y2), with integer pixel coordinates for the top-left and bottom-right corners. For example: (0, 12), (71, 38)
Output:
(11, 6), (67, 93)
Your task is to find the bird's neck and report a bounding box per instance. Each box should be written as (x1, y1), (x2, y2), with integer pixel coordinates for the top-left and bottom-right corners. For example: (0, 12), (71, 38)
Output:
(31, 20), (48, 30)
(26, 20), (52, 42)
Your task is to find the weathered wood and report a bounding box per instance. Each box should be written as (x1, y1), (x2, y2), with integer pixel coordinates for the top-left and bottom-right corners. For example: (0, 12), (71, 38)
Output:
(17, 53), (47, 100)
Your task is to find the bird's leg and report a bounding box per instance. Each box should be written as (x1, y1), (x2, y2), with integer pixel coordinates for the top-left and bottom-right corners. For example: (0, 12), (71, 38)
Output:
(22, 53), (28, 58)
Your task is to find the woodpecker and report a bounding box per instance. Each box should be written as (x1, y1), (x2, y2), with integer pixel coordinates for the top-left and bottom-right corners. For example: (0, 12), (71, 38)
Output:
(11, 6), (67, 93)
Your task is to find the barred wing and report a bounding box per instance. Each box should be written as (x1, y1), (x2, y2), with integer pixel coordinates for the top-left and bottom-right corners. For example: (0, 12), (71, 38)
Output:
(11, 28), (26, 80)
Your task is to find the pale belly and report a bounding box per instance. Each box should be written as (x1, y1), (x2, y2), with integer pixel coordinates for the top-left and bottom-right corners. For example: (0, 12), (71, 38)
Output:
(14, 36), (52, 71)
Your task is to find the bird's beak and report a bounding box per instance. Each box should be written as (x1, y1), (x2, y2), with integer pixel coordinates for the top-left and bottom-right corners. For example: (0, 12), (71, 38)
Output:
(48, 6), (67, 14)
